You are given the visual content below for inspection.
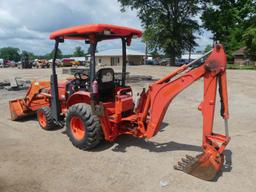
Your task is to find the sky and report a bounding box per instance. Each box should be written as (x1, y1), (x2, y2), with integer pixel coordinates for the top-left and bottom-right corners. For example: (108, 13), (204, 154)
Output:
(0, 0), (212, 55)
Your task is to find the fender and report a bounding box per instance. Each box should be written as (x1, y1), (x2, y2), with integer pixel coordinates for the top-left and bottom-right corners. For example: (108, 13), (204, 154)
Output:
(66, 91), (91, 108)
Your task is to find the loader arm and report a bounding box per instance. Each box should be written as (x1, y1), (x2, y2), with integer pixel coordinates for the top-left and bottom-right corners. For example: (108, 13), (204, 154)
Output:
(9, 81), (51, 120)
(137, 44), (230, 180)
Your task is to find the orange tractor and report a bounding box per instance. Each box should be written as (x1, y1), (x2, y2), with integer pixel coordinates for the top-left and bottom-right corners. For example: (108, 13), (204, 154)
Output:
(9, 24), (230, 181)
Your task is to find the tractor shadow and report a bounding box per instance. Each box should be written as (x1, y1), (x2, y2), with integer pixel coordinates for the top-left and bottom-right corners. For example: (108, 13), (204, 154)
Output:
(16, 115), (63, 131)
(92, 121), (232, 181)
(109, 136), (232, 181)
(91, 122), (171, 152)
(93, 122), (199, 153)
(112, 136), (202, 153)
(14, 114), (37, 122)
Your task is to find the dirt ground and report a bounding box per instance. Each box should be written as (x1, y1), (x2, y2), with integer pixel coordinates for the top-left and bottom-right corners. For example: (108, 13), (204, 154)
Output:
(0, 66), (255, 192)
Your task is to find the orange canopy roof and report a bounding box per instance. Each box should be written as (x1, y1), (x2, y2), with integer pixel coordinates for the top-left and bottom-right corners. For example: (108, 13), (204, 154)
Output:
(50, 24), (142, 40)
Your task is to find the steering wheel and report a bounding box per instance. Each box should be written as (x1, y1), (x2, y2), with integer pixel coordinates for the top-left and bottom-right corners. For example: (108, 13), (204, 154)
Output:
(71, 72), (89, 91)
(74, 72), (88, 81)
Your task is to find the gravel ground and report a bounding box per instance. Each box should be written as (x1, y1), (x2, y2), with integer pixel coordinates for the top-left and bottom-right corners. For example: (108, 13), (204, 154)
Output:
(0, 66), (255, 192)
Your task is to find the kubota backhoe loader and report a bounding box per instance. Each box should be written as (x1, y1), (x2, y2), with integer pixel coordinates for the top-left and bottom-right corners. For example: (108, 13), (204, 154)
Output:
(9, 24), (230, 181)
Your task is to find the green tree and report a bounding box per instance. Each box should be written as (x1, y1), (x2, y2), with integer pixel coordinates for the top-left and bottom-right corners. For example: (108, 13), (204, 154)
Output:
(150, 49), (161, 59)
(204, 44), (212, 53)
(243, 27), (256, 60)
(44, 48), (62, 59)
(201, 0), (256, 58)
(118, 0), (201, 65)
(21, 50), (36, 60)
(0, 47), (21, 62)
(73, 46), (85, 57)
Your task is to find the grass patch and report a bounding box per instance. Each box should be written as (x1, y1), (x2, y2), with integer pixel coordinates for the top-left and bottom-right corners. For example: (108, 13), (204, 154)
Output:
(227, 64), (256, 70)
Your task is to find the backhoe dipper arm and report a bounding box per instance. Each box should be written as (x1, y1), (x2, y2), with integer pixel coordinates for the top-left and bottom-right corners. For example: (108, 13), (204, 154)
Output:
(137, 44), (230, 180)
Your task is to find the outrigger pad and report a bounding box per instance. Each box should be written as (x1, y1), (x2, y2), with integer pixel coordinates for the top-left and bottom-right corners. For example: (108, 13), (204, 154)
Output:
(174, 152), (224, 181)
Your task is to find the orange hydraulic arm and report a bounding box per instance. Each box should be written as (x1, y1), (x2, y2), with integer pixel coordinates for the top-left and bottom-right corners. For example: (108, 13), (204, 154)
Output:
(136, 44), (230, 180)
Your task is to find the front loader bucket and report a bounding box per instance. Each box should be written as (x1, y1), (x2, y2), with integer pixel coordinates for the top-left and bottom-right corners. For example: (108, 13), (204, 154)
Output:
(9, 80), (51, 121)
(174, 150), (224, 181)
(9, 99), (34, 121)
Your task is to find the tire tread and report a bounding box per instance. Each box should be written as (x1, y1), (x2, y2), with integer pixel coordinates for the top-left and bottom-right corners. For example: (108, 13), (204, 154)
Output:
(66, 103), (103, 150)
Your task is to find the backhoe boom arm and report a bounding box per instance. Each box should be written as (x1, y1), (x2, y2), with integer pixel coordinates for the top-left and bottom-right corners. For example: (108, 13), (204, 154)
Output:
(136, 44), (230, 180)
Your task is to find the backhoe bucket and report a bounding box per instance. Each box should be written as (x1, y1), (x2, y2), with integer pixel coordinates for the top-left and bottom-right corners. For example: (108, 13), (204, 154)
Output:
(174, 150), (224, 181)
(9, 99), (33, 120)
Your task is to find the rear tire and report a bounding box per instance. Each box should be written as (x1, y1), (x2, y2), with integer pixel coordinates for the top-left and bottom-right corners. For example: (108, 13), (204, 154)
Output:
(66, 103), (103, 150)
(37, 107), (55, 130)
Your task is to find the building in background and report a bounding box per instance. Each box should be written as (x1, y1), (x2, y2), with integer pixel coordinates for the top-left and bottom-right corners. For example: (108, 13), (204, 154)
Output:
(232, 47), (247, 65)
(95, 49), (145, 66)
(69, 56), (90, 64)
(181, 53), (204, 61)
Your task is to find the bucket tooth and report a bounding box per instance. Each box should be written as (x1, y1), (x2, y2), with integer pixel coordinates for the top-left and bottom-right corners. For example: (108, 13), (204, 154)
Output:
(186, 155), (196, 161)
(178, 161), (187, 167)
(174, 165), (185, 171)
(181, 157), (191, 164)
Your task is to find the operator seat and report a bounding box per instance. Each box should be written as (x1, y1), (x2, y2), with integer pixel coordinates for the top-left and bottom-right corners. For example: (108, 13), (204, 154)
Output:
(96, 68), (115, 101)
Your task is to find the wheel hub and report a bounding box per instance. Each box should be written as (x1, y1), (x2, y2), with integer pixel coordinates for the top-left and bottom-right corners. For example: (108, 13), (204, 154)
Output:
(70, 116), (86, 140)
(38, 111), (47, 128)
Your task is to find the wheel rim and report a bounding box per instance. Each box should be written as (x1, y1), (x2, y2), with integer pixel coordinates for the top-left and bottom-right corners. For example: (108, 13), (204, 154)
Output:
(38, 111), (47, 128)
(70, 116), (86, 140)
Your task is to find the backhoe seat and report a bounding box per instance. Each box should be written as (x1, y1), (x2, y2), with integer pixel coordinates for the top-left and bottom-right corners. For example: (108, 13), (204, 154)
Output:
(96, 68), (115, 102)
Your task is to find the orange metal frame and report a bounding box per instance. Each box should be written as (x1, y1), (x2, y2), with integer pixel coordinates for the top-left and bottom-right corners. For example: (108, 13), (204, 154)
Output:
(97, 45), (230, 162)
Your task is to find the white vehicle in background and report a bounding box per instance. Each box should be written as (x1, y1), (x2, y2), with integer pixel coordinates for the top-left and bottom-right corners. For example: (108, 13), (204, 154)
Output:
(0, 59), (4, 68)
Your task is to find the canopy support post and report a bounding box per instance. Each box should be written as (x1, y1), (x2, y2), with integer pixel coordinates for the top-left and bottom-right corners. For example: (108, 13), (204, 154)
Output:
(51, 38), (62, 122)
(122, 38), (127, 87)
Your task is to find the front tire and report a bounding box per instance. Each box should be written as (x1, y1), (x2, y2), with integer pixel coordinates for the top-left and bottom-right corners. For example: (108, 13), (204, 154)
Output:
(37, 107), (55, 130)
(66, 103), (103, 150)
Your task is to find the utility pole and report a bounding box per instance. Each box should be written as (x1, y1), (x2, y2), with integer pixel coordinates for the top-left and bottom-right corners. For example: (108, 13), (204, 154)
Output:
(144, 42), (148, 65)
(189, 46), (192, 62)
